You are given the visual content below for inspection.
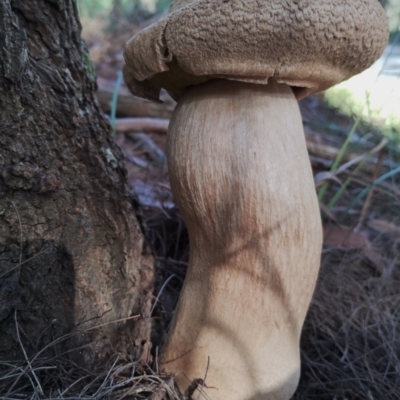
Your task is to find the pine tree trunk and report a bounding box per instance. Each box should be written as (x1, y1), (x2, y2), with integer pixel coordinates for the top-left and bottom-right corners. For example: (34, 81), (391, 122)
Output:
(0, 0), (153, 367)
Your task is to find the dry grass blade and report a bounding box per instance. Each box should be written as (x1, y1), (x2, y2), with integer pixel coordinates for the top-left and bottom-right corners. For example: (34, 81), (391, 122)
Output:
(294, 246), (400, 400)
(0, 251), (45, 279)
(0, 353), (181, 400)
(335, 138), (387, 176)
(11, 311), (43, 397)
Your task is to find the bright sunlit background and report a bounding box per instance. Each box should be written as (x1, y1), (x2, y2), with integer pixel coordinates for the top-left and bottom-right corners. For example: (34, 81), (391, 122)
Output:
(77, 0), (171, 19)
(325, 0), (400, 137)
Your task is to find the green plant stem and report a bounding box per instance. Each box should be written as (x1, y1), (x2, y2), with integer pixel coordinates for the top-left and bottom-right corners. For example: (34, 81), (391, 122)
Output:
(111, 71), (123, 137)
(327, 159), (368, 209)
(338, 165), (400, 223)
(318, 115), (361, 203)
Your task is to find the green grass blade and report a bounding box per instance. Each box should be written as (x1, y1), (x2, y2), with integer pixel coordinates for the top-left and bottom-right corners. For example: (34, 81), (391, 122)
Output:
(317, 115), (361, 202)
(338, 165), (400, 223)
(327, 159), (368, 210)
(110, 70), (123, 137)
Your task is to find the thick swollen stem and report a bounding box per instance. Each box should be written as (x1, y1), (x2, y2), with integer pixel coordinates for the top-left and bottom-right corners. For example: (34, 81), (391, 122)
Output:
(162, 80), (322, 400)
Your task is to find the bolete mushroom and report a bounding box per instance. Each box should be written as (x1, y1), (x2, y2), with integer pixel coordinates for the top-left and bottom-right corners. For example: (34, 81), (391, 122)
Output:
(123, 1), (388, 399)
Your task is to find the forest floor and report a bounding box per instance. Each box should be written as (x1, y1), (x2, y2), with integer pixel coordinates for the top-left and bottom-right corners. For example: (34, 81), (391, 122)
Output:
(85, 18), (400, 400)
(2, 14), (400, 400)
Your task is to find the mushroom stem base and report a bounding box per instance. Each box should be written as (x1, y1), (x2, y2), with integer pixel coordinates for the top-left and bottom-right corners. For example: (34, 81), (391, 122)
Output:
(162, 80), (322, 400)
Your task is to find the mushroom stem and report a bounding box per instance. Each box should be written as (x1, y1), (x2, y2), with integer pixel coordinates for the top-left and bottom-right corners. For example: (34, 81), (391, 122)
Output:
(162, 80), (322, 400)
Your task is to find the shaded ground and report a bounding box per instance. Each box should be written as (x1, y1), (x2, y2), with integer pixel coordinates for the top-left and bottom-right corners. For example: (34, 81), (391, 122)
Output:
(90, 20), (400, 400)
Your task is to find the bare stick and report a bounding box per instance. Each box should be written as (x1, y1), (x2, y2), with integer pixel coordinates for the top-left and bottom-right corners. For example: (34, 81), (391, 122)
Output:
(96, 82), (175, 119)
(115, 118), (169, 133)
(126, 132), (166, 163)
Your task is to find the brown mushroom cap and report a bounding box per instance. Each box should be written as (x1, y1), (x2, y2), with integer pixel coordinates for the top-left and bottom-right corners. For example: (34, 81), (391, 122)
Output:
(123, 0), (389, 101)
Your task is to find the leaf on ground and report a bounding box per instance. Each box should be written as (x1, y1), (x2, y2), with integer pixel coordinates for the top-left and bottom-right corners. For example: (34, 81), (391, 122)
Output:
(323, 226), (385, 274)
(368, 219), (400, 238)
(323, 226), (367, 248)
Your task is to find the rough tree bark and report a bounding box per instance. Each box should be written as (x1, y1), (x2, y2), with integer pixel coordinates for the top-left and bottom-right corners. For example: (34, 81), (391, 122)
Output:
(0, 0), (153, 367)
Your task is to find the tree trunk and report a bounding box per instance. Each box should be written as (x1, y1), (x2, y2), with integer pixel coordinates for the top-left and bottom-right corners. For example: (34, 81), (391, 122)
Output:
(0, 0), (153, 367)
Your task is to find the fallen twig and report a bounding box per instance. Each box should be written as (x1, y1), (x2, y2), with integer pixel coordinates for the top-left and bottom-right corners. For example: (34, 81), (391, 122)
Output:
(126, 132), (166, 163)
(115, 118), (169, 133)
(97, 81), (175, 119)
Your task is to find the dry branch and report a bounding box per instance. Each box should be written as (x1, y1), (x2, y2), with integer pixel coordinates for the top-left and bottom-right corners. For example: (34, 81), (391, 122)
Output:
(115, 118), (169, 133)
(97, 81), (175, 119)
(126, 133), (166, 163)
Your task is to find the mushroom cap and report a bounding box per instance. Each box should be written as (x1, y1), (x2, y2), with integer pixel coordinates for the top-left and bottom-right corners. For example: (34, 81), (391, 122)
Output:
(123, 0), (389, 101)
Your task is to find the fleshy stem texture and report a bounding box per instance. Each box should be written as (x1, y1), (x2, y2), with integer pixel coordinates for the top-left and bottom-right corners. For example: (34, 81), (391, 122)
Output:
(162, 80), (322, 400)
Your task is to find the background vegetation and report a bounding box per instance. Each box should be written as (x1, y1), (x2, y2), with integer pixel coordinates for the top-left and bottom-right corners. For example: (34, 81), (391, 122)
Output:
(78, 1), (400, 398)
